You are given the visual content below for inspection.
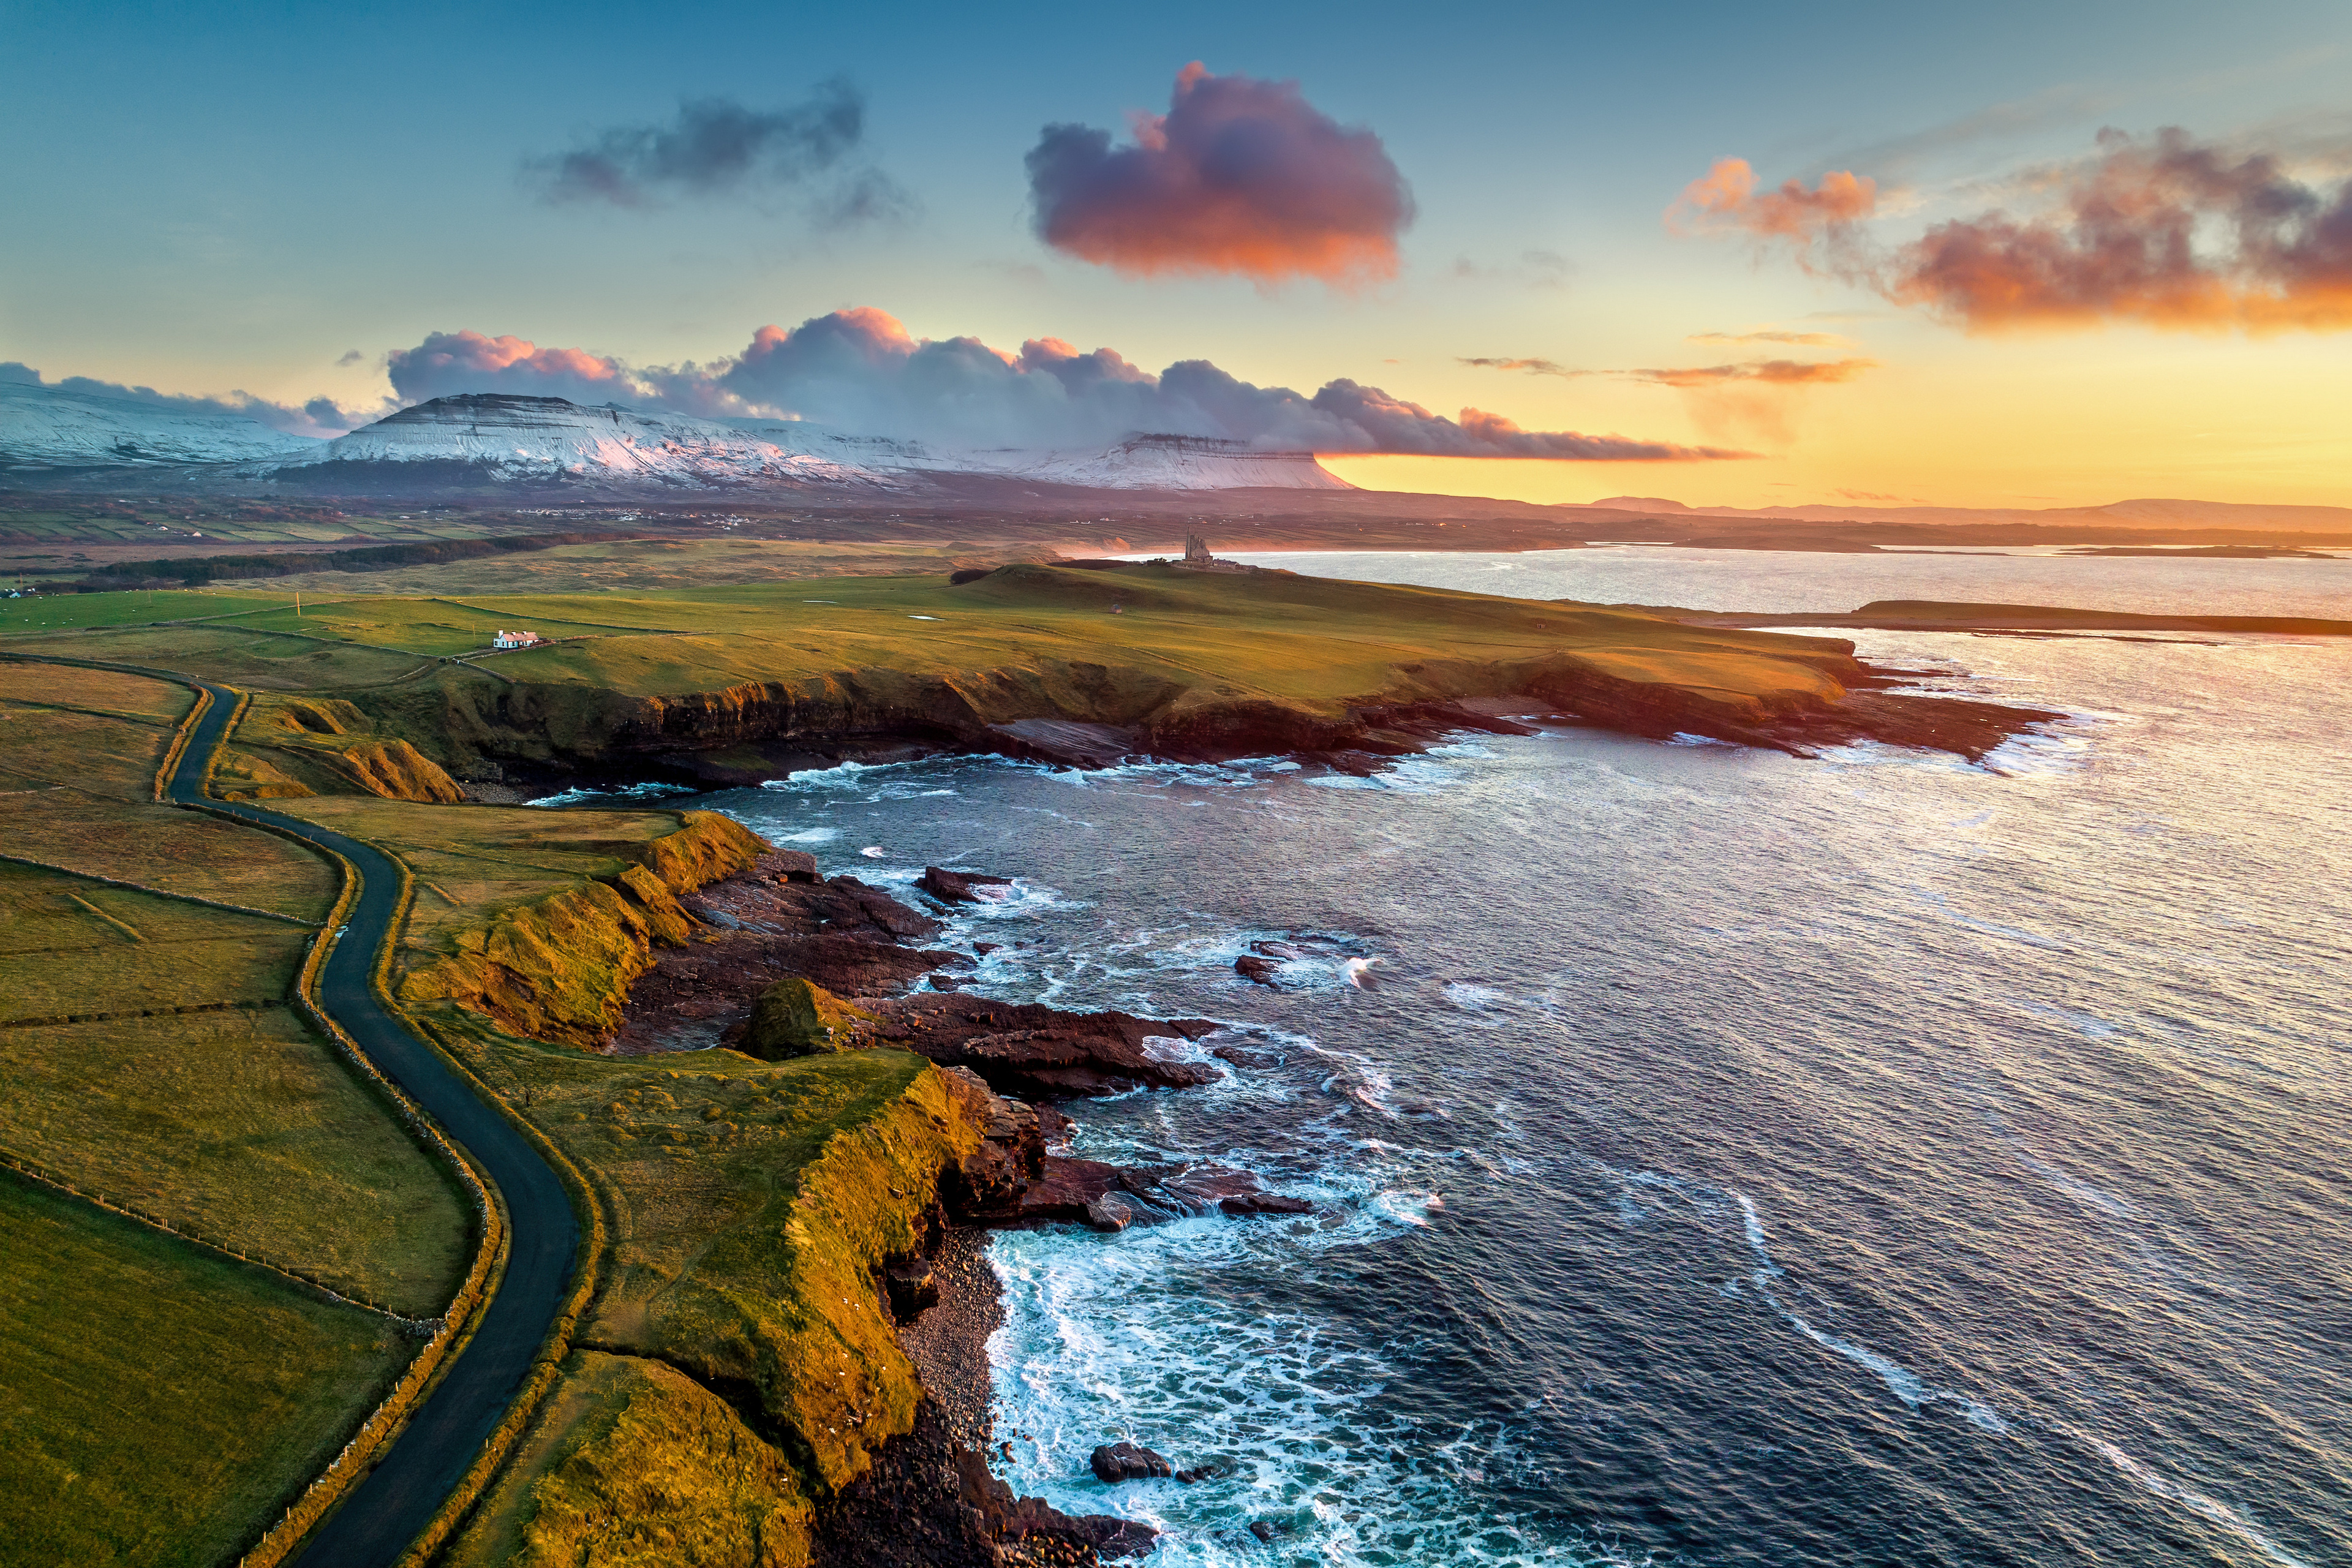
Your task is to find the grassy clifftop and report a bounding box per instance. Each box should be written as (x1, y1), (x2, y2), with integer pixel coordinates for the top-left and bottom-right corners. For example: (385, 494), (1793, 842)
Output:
(428, 1007), (995, 1568)
(4, 562), (1893, 777)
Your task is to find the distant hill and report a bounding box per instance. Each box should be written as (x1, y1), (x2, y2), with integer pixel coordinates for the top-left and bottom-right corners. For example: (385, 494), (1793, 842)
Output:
(0, 383), (1349, 495)
(1568, 494), (2352, 532)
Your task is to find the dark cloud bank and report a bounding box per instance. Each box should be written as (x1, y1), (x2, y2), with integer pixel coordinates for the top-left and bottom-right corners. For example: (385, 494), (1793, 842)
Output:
(524, 81), (908, 224)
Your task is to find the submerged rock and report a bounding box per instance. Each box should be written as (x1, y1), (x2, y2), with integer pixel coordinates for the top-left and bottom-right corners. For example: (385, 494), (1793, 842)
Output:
(1090, 1442), (1174, 1484)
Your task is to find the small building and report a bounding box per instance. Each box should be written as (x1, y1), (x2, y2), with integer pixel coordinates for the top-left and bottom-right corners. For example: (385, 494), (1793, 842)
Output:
(491, 628), (543, 650)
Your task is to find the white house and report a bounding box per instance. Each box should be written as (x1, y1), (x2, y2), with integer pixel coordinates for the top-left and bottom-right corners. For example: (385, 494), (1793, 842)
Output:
(491, 628), (543, 650)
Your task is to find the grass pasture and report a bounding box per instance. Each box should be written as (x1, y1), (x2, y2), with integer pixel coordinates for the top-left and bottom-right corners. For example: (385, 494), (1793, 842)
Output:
(0, 1177), (414, 1568)
(410, 561), (1862, 710)
(1, 620), (439, 690)
(256, 535), (1054, 597)
(428, 1006), (978, 1504)
(0, 862), (469, 1312)
(0, 665), (336, 912)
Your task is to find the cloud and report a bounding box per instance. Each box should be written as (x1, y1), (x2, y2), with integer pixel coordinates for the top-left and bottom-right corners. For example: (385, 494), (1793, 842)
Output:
(371, 307), (1743, 459)
(1460, 353), (1875, 386)
(1687, 330), (1855, 347)
(1890, 127), (2352, 331)
(1464, 353), (1877, 449)
(0, 362), (383, 439)
(1668, 157), (1879, 244)
(524, 83), (906, 226)
(1450, 249), (1573, 288)
(336, 349), (366, 366)
(1833, 487), (1924, 502)
(387, 331), (645, 408)
(1619, 358), (1877, 388)
(1025, 62), (1414, 286)
(1676, 128), (2352, 333)
(1458, 356), (1577, 377)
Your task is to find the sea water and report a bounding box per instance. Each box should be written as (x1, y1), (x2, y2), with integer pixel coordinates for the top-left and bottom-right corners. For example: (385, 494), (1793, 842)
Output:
(709, 549), (2351, 1566)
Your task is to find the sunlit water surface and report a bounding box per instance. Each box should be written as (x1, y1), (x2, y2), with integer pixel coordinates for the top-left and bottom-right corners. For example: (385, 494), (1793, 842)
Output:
(700, 549), (2350, 1567)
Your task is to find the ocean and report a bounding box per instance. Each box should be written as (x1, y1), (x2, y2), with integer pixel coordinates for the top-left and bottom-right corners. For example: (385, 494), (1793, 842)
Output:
(704, 547), (2351, 1566)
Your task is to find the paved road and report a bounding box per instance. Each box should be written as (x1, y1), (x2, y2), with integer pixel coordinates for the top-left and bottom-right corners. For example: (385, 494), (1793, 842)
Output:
(168, 682), (579, 1567)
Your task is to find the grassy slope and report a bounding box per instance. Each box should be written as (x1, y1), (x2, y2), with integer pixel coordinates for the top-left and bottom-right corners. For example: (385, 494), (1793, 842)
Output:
(363, 816), (989, 1564)
(0, 1178), (413, 1567)
(447, 1349), (812, 1568)
(429, 1011), (985, 1566)
(271, 796), (764, 1043)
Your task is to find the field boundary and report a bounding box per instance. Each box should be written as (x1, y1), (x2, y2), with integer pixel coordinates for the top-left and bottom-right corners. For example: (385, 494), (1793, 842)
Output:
(0, 850), (325, 925)
(0, 1147), (439, 1328)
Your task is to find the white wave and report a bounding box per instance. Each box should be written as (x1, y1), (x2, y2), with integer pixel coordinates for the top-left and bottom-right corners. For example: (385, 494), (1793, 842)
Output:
(2015, 1152), (2137, 1219)
(770, 826), (840, 844)
(2080, 1433), (2312, 1568)
(522, 780), (696, 808)
(762, 759), (896, 790)
(982, 1123), (1588, 1568)
(1306, 758), (1460, 793)
(1733, 1194), (2010, 1434)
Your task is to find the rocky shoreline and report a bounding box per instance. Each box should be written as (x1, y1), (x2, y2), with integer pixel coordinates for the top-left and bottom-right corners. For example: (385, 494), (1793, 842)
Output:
(450, 642), (2063, 805)
(608, 851), (1309, 1562)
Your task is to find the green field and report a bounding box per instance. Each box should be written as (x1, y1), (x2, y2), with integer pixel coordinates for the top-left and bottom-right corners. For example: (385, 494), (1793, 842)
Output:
(7, 561), (1861, 718)
(0, 1177), (415, 1567)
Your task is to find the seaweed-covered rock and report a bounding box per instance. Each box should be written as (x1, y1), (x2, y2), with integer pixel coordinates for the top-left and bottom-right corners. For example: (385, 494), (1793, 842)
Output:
(741, 976), (870, 1059)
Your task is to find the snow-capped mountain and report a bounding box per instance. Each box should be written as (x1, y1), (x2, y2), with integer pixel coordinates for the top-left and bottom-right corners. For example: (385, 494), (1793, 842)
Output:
(0, 382), (1351, 492)
(285, 395), (1349, 491)
(990, 434), (1351, 491)
(281, 394), (927, 488)
(0, 379), (317, 468)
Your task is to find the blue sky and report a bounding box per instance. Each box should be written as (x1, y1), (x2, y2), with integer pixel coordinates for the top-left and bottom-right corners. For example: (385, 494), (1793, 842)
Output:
(4, 0), (2348, 504)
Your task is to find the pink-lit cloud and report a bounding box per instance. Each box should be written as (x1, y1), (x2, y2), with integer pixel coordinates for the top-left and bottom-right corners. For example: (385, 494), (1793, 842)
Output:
(1025, 63), (1414, 287)
(372, 308), (1742, 459)
(1676, 129), (2352, 334)
(1668, 158), (1879, 246)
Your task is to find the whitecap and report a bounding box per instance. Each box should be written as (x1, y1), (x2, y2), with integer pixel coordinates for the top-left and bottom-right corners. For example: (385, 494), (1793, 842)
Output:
(524, 780), (696, 808)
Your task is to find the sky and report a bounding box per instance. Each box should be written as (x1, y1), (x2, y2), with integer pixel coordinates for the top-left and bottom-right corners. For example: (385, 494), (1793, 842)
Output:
(2, 0), (2348, 508)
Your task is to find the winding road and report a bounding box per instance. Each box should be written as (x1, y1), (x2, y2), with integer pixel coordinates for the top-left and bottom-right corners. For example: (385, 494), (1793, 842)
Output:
(165, 682), (579, 1567)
